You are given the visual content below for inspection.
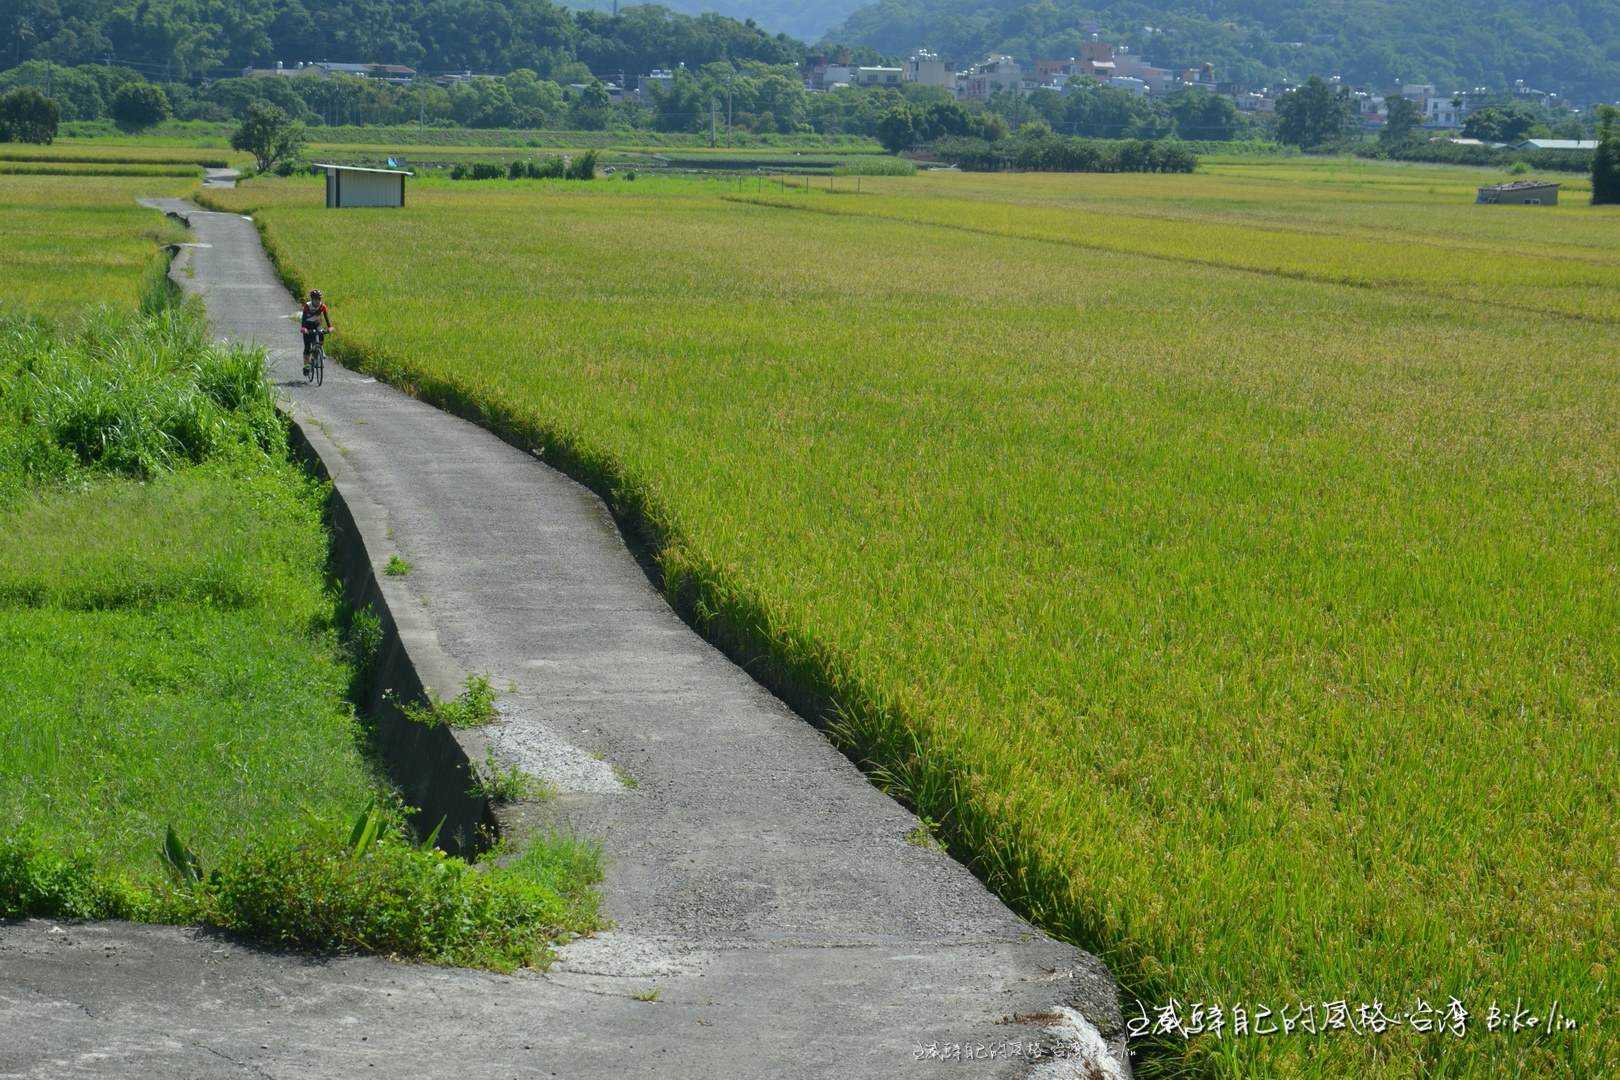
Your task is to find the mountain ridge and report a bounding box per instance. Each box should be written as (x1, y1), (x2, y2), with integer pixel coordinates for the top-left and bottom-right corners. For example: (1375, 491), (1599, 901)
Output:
(825, 0), (1620, 101)
(5, 0), (1614, 102)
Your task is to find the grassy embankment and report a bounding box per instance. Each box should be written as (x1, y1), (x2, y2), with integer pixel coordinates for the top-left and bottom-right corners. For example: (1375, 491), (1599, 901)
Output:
(56, 118), (884, 151)
(0, 175), (599, 969)
(204, 164), (1619, 1076)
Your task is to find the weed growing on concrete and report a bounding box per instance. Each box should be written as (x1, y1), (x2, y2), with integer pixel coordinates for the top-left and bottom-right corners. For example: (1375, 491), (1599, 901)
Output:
(384, 554), (411, 576)
(401, 674), (499, 729)
(342, 607), (384, 700)
(471, 750), (551, 804)
(904, 821), (944, 852)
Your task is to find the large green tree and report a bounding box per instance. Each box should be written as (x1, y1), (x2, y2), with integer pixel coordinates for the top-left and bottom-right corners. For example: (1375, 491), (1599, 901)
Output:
(1462, 103), (1539, 143)
(230, 100), (304, 172)
(1594, 106), (1620, 206)
(1275, 76), (1352, 149)
(875, 103), (915, 150)
(1061, 81), (1158, 139)
(1380, 95), (1423, 145)
(648, 68), (708, 133)
(566, 78), (612, 130)
(0, 61), (104, 120)
(0, 86), (59, 142)
(1164, 87), (1241, 141)
(110, 81), (170, 132)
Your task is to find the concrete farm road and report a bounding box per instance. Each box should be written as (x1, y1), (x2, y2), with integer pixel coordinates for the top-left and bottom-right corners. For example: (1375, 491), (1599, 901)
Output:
(0, 200), (1128, 1080)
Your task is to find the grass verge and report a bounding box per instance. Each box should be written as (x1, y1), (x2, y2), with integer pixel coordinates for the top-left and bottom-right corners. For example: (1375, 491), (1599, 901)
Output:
(0, 305), (599, 970)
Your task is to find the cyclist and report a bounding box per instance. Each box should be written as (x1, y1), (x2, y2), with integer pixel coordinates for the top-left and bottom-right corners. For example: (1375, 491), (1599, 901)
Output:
(299, 289), (334, 378)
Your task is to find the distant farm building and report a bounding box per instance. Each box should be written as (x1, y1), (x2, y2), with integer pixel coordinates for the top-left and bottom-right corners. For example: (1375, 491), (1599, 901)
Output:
(1476, 180), (1560, 206)
(1515, 139), (1599, 151)
(318, 164), (412, 208)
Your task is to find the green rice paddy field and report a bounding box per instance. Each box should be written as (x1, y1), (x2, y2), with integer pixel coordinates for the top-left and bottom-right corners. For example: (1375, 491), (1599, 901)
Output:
(204, 161), (1619, 1076)
(3, 174), (193, 311)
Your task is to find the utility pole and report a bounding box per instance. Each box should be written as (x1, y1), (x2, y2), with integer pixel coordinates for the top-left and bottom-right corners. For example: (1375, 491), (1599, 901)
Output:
(709, 96), (717, 146)
(725, 73), (733, 138)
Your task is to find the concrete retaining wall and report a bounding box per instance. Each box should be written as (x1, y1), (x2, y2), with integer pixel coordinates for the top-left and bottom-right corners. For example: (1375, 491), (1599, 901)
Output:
(285, 416), (495, 857)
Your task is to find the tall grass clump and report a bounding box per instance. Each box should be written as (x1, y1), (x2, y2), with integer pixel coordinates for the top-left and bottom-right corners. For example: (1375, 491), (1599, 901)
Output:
(3, 307), (279, 478)
(835, 156), (917, 176)
(454, 150), (596, 182)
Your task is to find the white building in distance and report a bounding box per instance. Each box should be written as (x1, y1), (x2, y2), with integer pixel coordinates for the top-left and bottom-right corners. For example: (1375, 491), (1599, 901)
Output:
(905, 50), (953, 89)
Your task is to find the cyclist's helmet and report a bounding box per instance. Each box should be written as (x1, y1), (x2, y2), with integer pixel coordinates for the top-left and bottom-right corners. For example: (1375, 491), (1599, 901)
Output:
(309, 289), (322, 301)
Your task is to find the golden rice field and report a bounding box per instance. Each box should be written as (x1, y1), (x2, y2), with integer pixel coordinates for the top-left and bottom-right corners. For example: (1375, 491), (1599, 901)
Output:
(202, 162), (1619, 1077)
(734, 162), (1618, 321)
(0, 141), (243, 167)
(1, 174), (193, 312)
(0, 160), (202, 178)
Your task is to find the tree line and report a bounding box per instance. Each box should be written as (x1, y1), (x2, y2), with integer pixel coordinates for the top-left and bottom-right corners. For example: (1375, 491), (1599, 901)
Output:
(1, 0), (802, 82)
(0, 52), (1269, 145)
(933, 127), (1198, 173)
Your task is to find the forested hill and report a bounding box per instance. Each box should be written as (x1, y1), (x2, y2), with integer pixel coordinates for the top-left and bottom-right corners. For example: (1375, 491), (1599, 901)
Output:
(560, 0), (864, 44)
(0, 0), (805, 81)
(830, 0), (1620, 101)
(9, 0), (1616, 101)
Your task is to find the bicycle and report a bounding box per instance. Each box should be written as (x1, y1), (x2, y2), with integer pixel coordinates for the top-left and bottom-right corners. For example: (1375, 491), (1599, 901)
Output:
(303, 328), (329, 386)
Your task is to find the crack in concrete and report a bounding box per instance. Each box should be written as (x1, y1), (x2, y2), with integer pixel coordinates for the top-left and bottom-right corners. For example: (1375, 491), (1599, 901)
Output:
(197, 1043), (277, 1079)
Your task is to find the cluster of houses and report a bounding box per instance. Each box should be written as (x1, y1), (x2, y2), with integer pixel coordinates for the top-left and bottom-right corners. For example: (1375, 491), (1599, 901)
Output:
(805, 41), (1595, 133)
(806, 41), (1223, 104)
(242, 40), (1598, 136)
(1343, 79), (1588, 137)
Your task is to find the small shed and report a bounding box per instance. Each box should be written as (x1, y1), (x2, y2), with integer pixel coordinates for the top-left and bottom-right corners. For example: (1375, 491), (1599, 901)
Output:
(317, 164), (412, 209)
(1476, 180), (1560, 206)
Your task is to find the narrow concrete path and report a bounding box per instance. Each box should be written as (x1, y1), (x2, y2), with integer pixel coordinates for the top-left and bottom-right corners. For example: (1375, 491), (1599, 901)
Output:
(0, 201), (1127, 1080)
